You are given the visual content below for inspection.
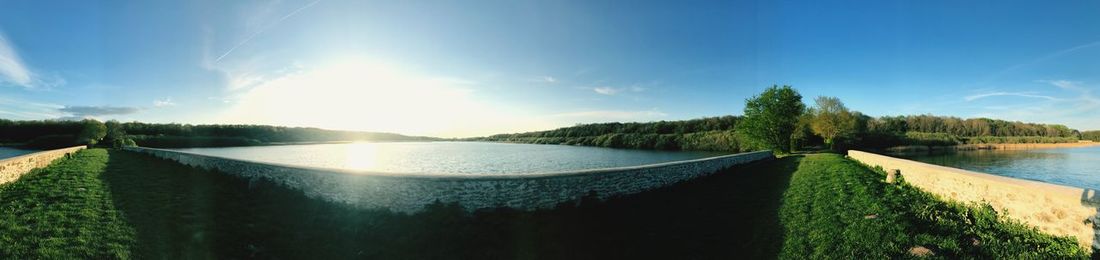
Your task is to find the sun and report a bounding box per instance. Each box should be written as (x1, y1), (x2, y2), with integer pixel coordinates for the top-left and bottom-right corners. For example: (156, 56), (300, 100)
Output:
(221, 57), (520, 137)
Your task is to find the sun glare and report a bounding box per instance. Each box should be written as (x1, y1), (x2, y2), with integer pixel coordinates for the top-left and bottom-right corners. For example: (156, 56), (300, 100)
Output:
(343, 142), (378, 171)
(221, 58), (524, 137)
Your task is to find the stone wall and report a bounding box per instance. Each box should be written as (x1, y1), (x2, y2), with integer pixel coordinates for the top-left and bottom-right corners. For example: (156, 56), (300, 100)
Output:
(848, 150), (1100, 250)
(0, 146), (86, 185)
(124, 147), (773, 213)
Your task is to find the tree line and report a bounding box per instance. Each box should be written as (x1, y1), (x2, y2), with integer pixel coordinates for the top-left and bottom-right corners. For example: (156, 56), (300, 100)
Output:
(3, 89), (1092, 152)
(478, 85), (1091, 153)
(0, 119), (437, 149)
(1083, 131), (1100, 142)
(470, 116), (755, 151)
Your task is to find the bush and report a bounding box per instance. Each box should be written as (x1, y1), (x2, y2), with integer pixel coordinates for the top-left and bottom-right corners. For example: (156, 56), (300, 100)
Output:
(110, 138), (138, 149)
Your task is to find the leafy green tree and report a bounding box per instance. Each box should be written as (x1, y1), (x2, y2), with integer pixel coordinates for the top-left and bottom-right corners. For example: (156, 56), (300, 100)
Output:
(737, 85), (805, 153)
(76, 119), (107, 145)
(103, 120), (126, 147)
(809, 96), (858, 150)
(791, 109), (820, 150)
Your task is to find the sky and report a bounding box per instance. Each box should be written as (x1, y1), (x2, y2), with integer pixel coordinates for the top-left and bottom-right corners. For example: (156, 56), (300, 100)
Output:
(1, 0), (1099, 138)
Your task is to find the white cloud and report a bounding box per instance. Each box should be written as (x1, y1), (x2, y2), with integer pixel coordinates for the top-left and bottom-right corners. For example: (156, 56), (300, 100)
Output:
(229, 72), (266, 90)
(0, 96), (63, 119)
(543, 76), (556, 83)
(967, 80), (1100, 130)
(1039, 80), (1084, 91)
(963, 92), (1058, 101)
(154, 98), (177, 107)
(593, 84), (648, 96)
(593, 86), (621, 95)
(0, 32), (33, 88)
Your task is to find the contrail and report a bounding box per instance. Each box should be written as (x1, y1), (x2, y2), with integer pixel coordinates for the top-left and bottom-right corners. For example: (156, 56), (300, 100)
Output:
(977, 40), (1100, 86)
(214, 0), (322, 63)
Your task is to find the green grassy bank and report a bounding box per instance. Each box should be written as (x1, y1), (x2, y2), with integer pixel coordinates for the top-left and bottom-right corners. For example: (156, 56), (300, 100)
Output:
(0, 149), (133, 258)
(778, 154), (1086, 258)
(0, 149), (1088, 258)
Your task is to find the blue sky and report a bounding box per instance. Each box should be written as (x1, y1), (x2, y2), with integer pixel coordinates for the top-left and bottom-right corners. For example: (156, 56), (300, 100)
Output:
(1, 0), (1099, 137)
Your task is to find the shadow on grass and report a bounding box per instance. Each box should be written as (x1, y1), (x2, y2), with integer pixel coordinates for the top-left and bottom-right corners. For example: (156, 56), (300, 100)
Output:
(100, 150), (800, 259)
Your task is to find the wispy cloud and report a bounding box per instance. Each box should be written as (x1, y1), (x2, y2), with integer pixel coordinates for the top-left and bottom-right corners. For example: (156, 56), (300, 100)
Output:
(154, 98), (177, 107)
(213, 0), (322, 63)
(1038, 79), (1085, 91)
(963, 92), (1059, 101)
(543, 76), (556, 83)
(593, 86), (620, 95)
(0, 96), (63, 119)
(966, 80), (1100, 130)
(979, 41), (1100, 85)
(59, 106), (141, 117)
(0, 32), (33, 88)
(592, 85), (647, 96)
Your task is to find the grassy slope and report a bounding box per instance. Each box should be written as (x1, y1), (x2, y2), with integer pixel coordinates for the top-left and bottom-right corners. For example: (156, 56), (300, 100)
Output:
(0, 149), (133, 259)
(780, 153), (1087, 259)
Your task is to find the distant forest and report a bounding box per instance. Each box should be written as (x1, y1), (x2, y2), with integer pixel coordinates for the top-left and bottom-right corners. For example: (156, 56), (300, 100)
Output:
(0, 119), (437, 149)
(1084, 130), (1100, 142)
(3, 105), (1096, 152)
(474, 114), (1089, 153)
(470, 116), (745, 151)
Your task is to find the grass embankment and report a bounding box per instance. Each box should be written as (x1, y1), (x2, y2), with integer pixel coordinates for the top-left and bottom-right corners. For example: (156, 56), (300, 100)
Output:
(0, 149), (1088, 258)
(779, 154), (1086, 258)
(0, 149), (133, 258)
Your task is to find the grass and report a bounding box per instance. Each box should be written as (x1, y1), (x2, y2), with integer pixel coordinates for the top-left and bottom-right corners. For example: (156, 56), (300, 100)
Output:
(0, 149), (1089, 258)
(779, 153), (1087, 259)
(0, 149), (133, 259)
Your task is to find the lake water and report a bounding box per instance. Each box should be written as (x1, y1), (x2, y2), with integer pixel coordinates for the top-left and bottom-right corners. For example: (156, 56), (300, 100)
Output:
(898, 146), (1100, 190)
(170, 142), (726, 175)
(0, 147), (36, 159)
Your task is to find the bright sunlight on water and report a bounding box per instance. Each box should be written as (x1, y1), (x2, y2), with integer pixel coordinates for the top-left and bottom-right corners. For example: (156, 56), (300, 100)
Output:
(170, 142), (726, 175)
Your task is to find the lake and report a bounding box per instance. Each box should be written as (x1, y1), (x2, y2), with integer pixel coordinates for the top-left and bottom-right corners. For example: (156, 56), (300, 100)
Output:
(0, 147), (36, 159)
(170, 142), (727, 175)
(897, 146), (1100, 190)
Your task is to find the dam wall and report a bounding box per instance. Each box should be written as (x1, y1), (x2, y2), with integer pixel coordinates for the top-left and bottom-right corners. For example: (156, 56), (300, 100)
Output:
(124, 146), (773, 213)
(0, 146), (87, 185)
(848, 150), (1100, 250)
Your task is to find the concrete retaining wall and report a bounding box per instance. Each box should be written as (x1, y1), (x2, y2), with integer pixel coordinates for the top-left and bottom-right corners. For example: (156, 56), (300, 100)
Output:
(124, 146), (773, 213)
(0, 146), (86, 185)
(848, 150), (1100, 250)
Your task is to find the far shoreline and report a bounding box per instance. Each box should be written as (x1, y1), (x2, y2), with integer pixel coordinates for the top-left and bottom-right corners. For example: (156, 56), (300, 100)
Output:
(882, 141), (1100, 153)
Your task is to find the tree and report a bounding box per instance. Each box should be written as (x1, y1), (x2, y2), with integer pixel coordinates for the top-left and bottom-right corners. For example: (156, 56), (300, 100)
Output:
(737, 85), (805, 153)
(76, 119), (107, 145)
(809, 96), (858, 150)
